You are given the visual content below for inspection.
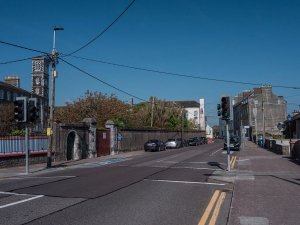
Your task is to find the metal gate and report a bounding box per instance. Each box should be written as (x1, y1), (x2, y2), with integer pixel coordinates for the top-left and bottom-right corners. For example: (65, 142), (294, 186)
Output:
(96, 130), (110, 156)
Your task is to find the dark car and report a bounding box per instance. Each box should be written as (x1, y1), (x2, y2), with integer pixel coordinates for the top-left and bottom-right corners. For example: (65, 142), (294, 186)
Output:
(188, 137), (200, 146)
(224, 136), (240, 151)
(177, 138), (188, 147)
(200, 137), (208, 144)
(144, 139), (166, 152)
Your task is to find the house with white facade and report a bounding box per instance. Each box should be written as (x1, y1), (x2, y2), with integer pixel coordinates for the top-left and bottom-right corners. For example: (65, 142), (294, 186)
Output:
(176, 98), (206, 131)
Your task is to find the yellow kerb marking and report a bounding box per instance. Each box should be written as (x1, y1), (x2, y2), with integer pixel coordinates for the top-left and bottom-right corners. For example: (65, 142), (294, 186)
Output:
(198, 190), (220, 225)
(208, 192), (226, 225)
(231, 156), (237, 169)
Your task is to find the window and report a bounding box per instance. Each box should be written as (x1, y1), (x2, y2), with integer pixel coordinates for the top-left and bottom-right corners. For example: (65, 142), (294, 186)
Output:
(0, 90), (4, 100)
(194, 110), (198, 119)
(13, 92), (18, 101)
(7, 91), (11, 101)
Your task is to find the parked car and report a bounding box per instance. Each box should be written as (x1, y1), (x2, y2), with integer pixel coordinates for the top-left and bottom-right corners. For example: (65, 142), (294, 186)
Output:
(165, 138), (182, 149)
(144, 139), (166, 152)
(200, 137), (208, 144)
(188, 137), (200, 146)
(181, 139), (189, 147)
(224, 136), (240, 151)
(176, 138), (188, 147)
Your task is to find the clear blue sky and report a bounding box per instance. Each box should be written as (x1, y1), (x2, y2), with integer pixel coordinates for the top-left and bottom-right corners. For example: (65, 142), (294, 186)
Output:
(1, 0), (300, 125)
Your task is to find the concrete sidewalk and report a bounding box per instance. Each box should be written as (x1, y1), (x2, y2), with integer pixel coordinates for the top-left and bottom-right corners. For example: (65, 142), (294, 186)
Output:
(228, 141), (300, 225)
(0, 150), (145, 179)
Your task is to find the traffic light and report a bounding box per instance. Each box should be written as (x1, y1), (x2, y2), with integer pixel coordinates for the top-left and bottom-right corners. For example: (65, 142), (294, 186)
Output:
(28, 98), (39, 123)
(217, 104), (221, 116)
(14, 97), (27, 123)
(221, 96), (230, 120)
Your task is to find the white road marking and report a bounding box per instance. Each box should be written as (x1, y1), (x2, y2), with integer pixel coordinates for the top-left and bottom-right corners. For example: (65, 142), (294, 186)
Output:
(156, 152), (189, 162)
(222, 151), (234, 155)
(0, 175), (76, 181)
(170, 166), (223, 171)
(210, 148), (223, 156)
(144, 179), (226, 186)
(160, 161), (226, 165)
(237, 159), (250, 162)
(0, 191), (29, 196)
(0, 192), (44, 209)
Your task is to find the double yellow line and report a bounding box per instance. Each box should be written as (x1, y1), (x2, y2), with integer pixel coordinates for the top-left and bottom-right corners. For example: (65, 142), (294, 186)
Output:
(198, 190), (226, 225)
(230, 155), (237, 169)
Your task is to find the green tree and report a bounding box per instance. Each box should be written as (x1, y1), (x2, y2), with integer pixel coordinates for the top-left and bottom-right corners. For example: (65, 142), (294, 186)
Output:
(55, 91), (133, 128)
(0, 103), (19, 135)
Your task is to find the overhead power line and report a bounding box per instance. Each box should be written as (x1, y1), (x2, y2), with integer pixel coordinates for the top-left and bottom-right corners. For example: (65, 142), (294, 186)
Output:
(59, 58), (198, 119)
(59, 57), (147, 102)
(0, 56), (34, 65)
(286, 94), (300, 98)
(64, 0), (137, 56)
(71, 55), (300, 90)
(0, 40), (49, 55)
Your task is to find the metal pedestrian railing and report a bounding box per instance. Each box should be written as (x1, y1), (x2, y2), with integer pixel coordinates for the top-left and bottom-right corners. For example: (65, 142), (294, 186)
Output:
(0, 135), (48, 156)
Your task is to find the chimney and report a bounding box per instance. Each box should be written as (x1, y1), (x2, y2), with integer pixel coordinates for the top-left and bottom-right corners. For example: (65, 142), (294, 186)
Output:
(4, 76), (20, 88)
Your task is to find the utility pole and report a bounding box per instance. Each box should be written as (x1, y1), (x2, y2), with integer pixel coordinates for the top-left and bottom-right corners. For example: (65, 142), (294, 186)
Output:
(150, 96), (154, 127)
(47, 26), (64, 168)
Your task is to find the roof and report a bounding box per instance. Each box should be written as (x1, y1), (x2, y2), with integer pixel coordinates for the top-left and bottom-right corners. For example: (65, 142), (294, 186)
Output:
(174, 101), (200, 108)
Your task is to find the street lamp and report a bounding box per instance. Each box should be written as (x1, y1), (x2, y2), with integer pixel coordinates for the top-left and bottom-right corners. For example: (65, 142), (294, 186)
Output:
(47, 26), (64, 168)
(287, 114), (292, 156)
(287, 114), (292, 140)
(252, 100), (258, 144)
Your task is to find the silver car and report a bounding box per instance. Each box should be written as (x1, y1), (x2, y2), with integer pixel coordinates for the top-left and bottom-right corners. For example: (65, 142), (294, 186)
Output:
(165, 138), (181, 149)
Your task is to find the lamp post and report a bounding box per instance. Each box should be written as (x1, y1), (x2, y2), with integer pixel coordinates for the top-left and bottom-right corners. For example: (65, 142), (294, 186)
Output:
(47, 26), (64, 168)
(253, 100), (258, 144)
(287, 114), (292, 140)
(287, 114), (292, 156)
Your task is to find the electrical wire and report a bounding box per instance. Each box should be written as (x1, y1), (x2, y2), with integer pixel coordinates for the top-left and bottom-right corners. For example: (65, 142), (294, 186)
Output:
(59, 57), (147, 102)
(1, 38), (299, 90)
(0, 40), (49, 55)
(70, 55), (300, 90)
(0, 56), (35, 65)
(63, 0), (137, 56)
(286, 94), (300, 98)
(60, 58), (199, 120)
(0, 38), (205, 119)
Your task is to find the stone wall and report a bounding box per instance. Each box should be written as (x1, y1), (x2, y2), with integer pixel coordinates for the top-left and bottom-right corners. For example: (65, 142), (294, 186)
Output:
(265, 138), (290, 156)
(291, 140), (300, 159)
(0, 152), (47, 168)
(119, 128), (205, 151)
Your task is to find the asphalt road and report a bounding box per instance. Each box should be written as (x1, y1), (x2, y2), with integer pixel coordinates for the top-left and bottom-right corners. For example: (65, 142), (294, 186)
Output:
(0, 140), (234, 225)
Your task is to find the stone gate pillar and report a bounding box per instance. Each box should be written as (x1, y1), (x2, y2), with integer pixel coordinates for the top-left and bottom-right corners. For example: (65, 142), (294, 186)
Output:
(105, 120), (116, 155)
(83, 118), (97, 158)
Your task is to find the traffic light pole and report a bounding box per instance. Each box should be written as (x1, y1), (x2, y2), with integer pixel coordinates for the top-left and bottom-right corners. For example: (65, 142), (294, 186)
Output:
(25, 126), (29, 175)
(226, 120), (230, 172)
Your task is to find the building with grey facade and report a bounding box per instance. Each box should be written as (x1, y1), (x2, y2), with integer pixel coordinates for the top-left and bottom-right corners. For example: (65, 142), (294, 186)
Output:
(233, 85), (287, 141)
